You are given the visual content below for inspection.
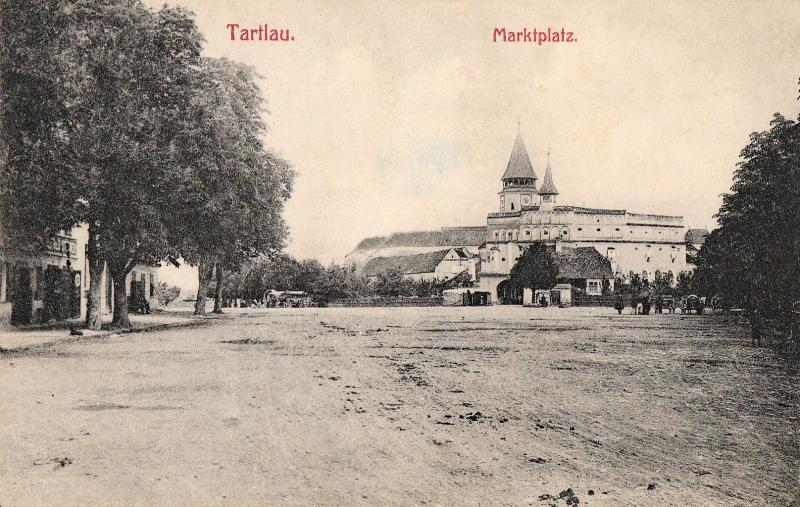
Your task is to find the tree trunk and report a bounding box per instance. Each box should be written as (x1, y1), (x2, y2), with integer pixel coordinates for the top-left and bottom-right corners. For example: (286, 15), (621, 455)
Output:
(194, 258), (214, 315)
(212, 262), (224, 314)
(85, 223), (104, 330)
(111, 269), (131, 328)
(86, 261), (104, 330)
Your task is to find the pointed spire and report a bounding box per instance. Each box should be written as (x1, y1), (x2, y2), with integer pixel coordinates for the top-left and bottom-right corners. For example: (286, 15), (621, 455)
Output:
(501, 129), (537, 181)
(539, 151), (559, 195)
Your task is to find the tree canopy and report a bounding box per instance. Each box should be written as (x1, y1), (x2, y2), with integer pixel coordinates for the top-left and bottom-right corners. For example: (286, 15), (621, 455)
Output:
(693, 113), (800, 317)
(509, 242), (559, 291)
(0, 0), (294, 327)
(169, 57), (294, 314)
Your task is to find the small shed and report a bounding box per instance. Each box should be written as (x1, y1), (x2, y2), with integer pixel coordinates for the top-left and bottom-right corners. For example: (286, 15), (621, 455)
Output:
(442, 288), (491, 306)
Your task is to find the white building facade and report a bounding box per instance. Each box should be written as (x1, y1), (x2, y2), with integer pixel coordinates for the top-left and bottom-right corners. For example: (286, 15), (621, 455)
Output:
(0, 221), (158, 327)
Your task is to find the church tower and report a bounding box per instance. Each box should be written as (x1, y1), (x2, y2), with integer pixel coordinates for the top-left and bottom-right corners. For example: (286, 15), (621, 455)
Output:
(538, 150), (559, 211)
(499, 129), (537, 212)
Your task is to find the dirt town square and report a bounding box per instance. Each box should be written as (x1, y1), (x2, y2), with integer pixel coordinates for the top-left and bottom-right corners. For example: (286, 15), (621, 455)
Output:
(1, 307), (797, 506)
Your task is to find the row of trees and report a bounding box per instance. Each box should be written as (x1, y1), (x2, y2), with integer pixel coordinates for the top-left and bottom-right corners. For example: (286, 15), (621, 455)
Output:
(214, 254), (471, 304)
(0, 0), (294, 328)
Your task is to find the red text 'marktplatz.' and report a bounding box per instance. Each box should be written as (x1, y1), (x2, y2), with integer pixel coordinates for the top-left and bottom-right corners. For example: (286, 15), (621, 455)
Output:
(493, 27), (577, 44)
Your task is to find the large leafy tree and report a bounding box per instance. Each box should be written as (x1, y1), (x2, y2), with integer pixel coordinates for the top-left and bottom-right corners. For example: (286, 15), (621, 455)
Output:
(169, 57), (294, 315)
(1, 0), (204, 328)
(509, 242), (559, 292)
(695, 113), (800, 319)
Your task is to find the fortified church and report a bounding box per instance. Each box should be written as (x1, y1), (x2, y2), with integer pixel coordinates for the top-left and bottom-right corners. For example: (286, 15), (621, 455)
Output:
(347, 130), (697, 303)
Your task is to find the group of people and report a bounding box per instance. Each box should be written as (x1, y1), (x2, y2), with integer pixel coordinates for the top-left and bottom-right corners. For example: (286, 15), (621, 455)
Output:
(613, 294), (674, 315)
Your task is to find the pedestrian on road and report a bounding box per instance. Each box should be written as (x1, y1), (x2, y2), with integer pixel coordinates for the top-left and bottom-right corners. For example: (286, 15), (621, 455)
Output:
(751, 306), (762, 347)
(614, 294), (624, 314)
(642, 296), (651, 315)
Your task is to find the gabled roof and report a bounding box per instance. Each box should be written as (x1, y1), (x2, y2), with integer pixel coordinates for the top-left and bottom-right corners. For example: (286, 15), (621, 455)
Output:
(538, 158), (559, 195)
(450, 247), (470, 259)
(502, 132), (537, 181)
(685, 228), (709, 244)
(363, 250), (451, 277)
(556, 247), (613, 280)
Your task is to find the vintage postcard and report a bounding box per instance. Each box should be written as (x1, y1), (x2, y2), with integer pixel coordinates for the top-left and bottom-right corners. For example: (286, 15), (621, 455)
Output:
(1, 0), (798, 505)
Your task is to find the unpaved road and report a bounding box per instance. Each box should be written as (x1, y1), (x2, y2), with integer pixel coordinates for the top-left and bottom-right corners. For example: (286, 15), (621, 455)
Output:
(1, 307), (798, 506)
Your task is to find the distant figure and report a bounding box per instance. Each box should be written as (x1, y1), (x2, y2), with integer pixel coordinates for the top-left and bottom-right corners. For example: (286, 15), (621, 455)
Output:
(642, 296), (651, 315)
(751, 308), (762, 347)
(613, 295), (624, 314)
(655, 295), (663, 314)
(539, 295), (548, 307)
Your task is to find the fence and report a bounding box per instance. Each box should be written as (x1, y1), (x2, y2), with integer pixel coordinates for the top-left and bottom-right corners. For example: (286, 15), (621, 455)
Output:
(571, 295), (615, 307)
(328, 296), (443, 307)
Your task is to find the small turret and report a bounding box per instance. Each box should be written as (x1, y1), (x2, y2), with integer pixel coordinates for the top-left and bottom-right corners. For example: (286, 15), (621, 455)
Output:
(539, 150), (558, 210)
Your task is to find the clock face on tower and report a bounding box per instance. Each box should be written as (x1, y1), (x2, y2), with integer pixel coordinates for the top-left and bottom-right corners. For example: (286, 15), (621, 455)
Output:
(522, 195), (530, 205)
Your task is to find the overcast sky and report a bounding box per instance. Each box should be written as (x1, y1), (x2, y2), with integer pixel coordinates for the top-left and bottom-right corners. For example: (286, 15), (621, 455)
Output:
(146, 0), (800, 289)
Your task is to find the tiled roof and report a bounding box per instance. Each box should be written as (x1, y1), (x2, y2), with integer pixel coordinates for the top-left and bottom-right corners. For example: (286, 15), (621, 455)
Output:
(553, 205), (627, 215)
(383, 231), (445, 248)
(556, 247), (613, 279)
(363, 250), (450, 277)
(501, 132), (537, 180)
(354, 227), (487, 250)
(355, 236), (389, 249)
(441, 226), (488, 246)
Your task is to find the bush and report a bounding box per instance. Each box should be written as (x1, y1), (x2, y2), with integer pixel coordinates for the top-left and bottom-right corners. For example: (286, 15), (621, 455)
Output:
(154, 283), (181, 307)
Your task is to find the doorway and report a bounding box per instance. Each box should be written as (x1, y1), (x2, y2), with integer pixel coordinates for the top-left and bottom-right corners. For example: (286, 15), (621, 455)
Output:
(496, 280), (521, 305)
